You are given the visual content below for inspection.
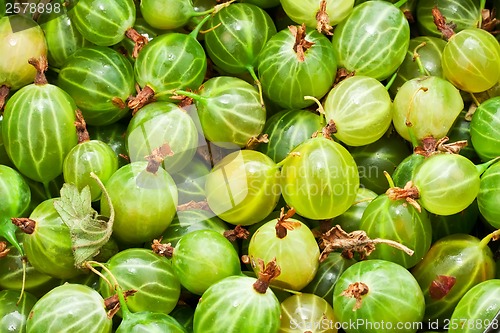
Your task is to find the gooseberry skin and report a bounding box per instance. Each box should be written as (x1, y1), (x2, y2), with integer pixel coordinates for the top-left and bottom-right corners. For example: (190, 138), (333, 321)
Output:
(99, 248), (181, 316)
(324, 75), (393, 146)
(448, 279), (500, 333)
(26, 284), (113, 333)
(69, 0), (136, 46)
(140, 0), (196, 30)
(257, 27), (337, 110)
(126, 102), (199, 174)
(392, 76), (464, 143)
(280, 137), (359, 220)
(204, 3), (277, 75)
(413, 154), (480, 216)
(22, 199), (82, 280)
(331, 1), (410, 81)
(333, 260), (425, 333)
(193, 275), (281, 333)
(171, 229), (242, 295)
(477, 161), (500, 229)
(258, 109), (323, 163)
(194, 76), (266, 149)
(411, 234), (496, 322)
(470, 96), (500, 161)
(57, 46), (135, 126)
(100, 162), (178, 244)
(442, 28), (500, 93)
(281, 0), (354, 29)
(0, 290), (38, 333)
(2, 83), (78, 184)
(205, 150), (281, 226)
(0, 15), (47, 90)
(248, 219), (320, 291)
(63, 140), (119, 202)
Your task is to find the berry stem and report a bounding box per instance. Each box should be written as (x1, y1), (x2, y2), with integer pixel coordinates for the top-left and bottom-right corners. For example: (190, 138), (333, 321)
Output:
(413, 42), (431, 77)
(393, 0), (409, 9)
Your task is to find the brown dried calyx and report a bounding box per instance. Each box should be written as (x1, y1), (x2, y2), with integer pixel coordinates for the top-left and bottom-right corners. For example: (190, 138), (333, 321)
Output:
(432, 6), (456, 40)
(386, 181), (421, 212)
(275, 207), (301, 239)
(334, 68), (355, 87)
(128, 85), (155, 114)
(319, 225), (414, 261)
(0, 85), (9, 112)
(11, 217), (36, 234)
(145, 143), (174, 174)
(253, 258), (281, 294)
(480, 8), (498, 32)
(75, 109), (90, 143)
(224, 225), (250, 242)
(316, 0), (333, 35)
(28, 56), (49, 85)
(151, 239), (174, 258)
(341, 282), (369, 311)
(415, 136), (468, 157)
(125, 28), (149, 59)
(177, 200), (210, 212)
(104, 289), (137, 318)
(289, 24), (315, 62)
(246, 134), (269, 150)
(0, 241), (9, 258)
(311, 119), (337, 140)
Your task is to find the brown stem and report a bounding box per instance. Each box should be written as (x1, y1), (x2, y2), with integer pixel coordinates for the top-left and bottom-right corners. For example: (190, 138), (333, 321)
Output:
(289, 24), (315, 62)
(151, 239), (174, 258)
(104, 289), (137, 318)
(0, 241), (9, 258)
(224, 225), (249, 242)
(0, 85), (9, 111)
(145, 143), (174, 174)
(319, 225), (414, 261)
(128, 85), (155, 114)
(340, 282), (369, 311)
(275, 207), (300, 239)
(125, 28), (149, 59)
(11, 218), (36, 234)
(432, 6), (456, 40)
(75, 109), (90, 143)
(28, 56), (49, 85)
(316, 0), (333, 35)
(253, 258), (281, 294)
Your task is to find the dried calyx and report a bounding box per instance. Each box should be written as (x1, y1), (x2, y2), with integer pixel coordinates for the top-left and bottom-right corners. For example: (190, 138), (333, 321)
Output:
(275, 207), (301, 239)
(386, 180), (421, 212)
(125, 28), (149, 59)
(252, 258), (281, 294)
(0, 241), (9, 258)
(290, 24), (315, 62)
(11, 217), (36, 235)
(432, 6), (456, 40)
(151, 239), (174, 258)
(224, 225), (250, 242)
(128, 85), (155, 114)
(144, 143), (174, 174)
(316, 0), (334, 35)
(341, 282), (369, 311)
(75, 109), (90, 143)
(0, 85), (9, 112)
(414, 136), (468, 157)
(104, 289), (137, 318)
(319, 225), (414, 261)
(246, 134), (269, 150)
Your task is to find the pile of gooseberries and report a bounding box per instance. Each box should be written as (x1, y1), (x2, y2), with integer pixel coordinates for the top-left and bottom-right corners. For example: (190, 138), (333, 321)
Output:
(0, 0), (500, 332)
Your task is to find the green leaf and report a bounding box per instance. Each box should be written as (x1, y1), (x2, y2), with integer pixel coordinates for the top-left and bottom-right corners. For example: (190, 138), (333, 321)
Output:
(53, 173), (115, 268)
